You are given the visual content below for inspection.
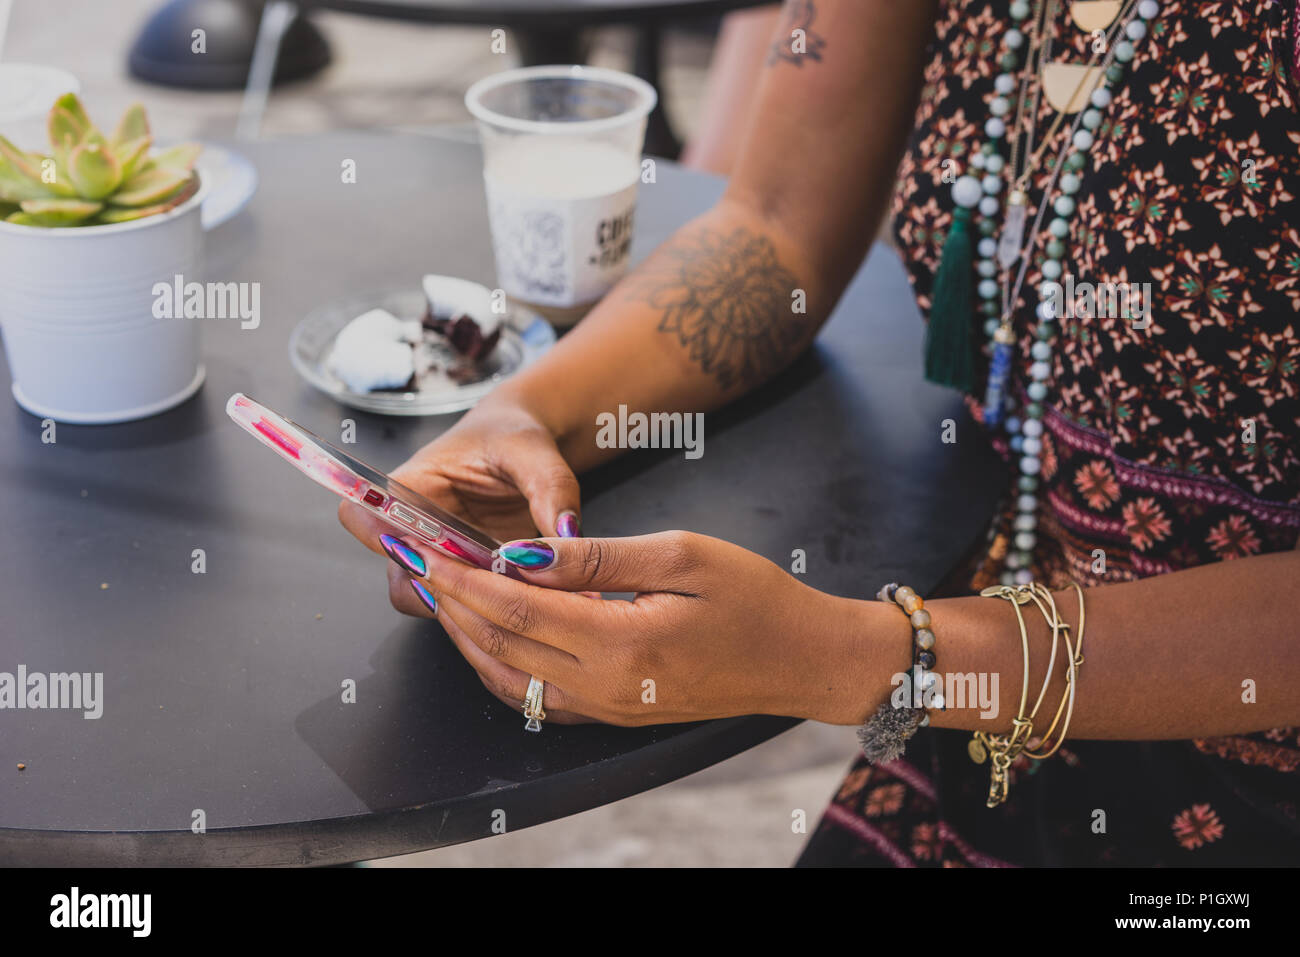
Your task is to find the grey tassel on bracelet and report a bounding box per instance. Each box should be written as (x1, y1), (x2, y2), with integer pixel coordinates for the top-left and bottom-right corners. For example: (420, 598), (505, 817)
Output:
(857, 700), (922, 764)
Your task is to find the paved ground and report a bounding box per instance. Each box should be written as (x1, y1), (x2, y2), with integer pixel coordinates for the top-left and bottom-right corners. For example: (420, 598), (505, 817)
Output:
(2, 0), (861, 867)
(1, 0), (717, 142)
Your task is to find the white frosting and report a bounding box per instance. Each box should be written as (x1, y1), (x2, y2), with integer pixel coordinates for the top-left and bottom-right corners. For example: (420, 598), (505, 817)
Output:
(421, 275), (502, 337)
(328, 308), (417, 392)
(335, 308), (421, 347)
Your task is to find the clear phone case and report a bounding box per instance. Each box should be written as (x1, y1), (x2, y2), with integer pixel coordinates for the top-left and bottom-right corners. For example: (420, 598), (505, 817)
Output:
(227, 393), (506, 573)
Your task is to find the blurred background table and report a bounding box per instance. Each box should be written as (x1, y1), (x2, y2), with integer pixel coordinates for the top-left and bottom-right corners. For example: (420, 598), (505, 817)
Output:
(128, 0), (777, 155)
(0, 131), (1002, 866)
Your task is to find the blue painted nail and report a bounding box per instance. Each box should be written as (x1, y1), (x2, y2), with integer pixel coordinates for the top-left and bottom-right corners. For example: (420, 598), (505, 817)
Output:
(498, 540), (556, 569)
(556, 511), (581, 538)
(381, 533), (426, 577)
(409, 578), (437, 615)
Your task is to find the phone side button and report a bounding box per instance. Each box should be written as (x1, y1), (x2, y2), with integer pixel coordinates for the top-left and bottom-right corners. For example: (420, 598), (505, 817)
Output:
(388, 503), (416, 525)
(416, 519), (443, 540)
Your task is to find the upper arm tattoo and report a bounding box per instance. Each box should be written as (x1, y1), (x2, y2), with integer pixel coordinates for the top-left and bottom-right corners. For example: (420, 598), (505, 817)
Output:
(629, 227), (814, 391)
(766, 0), (827, 68)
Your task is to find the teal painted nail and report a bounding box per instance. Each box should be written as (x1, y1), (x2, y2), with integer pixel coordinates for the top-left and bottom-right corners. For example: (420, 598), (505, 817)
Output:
(409, 578), (437, 615)
(381, 533), (426, 577)
(498, 540), (556, 569)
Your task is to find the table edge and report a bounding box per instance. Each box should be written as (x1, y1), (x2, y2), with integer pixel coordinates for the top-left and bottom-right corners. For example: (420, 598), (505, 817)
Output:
(0, 714), (798, 866)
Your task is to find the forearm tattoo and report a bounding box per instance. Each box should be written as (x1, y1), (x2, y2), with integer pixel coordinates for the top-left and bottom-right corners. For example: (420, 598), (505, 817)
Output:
(630, 227), (812, 391)
(767, 0), (827, 67)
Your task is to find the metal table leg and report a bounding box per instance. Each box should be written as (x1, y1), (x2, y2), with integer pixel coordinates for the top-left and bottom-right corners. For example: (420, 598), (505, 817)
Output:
(237, 1), (297, 139)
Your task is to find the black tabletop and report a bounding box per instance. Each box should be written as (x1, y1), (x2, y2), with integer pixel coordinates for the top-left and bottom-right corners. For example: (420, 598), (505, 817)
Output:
(306, 0), (768, 28)
(0, 131), (1004, 866)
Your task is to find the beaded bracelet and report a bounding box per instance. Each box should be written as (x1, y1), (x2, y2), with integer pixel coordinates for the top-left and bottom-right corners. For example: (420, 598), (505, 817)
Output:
(857, 582), (944, 764)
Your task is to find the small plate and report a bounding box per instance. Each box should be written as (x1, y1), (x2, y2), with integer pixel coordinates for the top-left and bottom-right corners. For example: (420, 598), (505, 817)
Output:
(193, 143), (258, 230)
(289, 289), (556, 416)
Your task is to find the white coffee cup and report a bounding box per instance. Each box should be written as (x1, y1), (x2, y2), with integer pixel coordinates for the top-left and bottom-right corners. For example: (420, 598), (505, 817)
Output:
(465, 65), (656, 327)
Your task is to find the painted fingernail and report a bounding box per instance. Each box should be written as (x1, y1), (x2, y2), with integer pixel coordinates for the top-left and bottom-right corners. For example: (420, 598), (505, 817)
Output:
(409, 578), (438, 615)
(556, 511), (581, 538)
(498, 540), (556, 569)
(380, 533), (426, 577)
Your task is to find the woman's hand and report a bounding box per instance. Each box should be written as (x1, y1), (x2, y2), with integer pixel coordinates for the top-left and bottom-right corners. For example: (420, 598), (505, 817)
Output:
(376, 530), (895, 727)
(339, 397), (602, 717)
(338, 399), (581, 563)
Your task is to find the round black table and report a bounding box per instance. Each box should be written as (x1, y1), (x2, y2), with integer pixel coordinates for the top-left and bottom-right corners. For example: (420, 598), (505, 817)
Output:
(0, 131), (1004, 866)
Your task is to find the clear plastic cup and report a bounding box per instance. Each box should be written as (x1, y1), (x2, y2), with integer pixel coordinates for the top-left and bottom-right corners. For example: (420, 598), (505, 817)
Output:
(465, 65), (657, 327)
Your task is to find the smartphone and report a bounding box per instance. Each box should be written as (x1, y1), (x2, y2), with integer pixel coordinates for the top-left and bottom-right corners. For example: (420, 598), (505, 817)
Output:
(227, 392), (506, 573)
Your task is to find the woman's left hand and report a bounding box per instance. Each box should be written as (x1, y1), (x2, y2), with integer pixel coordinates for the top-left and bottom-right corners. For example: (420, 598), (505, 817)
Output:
(383, 530), (888, 727)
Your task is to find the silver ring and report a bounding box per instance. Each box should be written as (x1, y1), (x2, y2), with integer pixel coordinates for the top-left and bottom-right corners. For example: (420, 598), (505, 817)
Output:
(523, 675), (546, 733)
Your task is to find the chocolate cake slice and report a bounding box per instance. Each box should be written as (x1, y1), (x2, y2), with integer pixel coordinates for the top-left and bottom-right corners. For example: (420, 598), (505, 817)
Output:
(421, 308), (501, 363)
(421, 275), (503, 363)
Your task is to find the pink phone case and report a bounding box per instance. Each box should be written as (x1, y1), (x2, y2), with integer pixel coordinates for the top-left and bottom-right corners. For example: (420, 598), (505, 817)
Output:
(227, 393), (507, 573)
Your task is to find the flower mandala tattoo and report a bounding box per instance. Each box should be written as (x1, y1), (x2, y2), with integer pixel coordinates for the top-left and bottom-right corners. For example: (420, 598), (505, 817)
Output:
(767, 0), (827, 68)
(634, 227), (810, 390)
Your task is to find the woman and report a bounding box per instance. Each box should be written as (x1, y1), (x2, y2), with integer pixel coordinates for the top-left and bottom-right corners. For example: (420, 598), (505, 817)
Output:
(342, 0), (1300, 865)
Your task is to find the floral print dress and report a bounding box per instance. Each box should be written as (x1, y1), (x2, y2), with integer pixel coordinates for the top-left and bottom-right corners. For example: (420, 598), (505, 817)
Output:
(800, 0), (1300, 866)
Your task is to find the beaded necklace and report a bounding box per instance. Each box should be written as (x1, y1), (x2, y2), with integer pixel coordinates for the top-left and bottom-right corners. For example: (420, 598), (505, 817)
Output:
(939, 0), (1159, 586)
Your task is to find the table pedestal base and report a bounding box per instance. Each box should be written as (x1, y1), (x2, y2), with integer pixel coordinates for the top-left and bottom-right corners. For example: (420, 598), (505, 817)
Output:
(128, 0), (331, 89)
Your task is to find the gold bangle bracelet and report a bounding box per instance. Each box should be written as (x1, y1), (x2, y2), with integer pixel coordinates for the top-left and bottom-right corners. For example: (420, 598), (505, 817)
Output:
(1020, 583), (1069, 755)
(970, 584), (1037, 807)
(1024, 583), (1087, 760)
(1022, 583), (1062, 725)
(971, 580), (1088, 807)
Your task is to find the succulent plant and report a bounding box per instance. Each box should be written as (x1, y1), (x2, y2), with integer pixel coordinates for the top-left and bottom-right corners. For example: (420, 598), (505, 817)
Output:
(0, 94), (200, 228)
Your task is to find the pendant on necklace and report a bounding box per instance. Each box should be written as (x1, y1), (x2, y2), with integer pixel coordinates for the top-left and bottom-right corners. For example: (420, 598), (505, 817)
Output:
(996, 190), (1029, 270)
(982, 324), (1017, 428)
(1069, 0), (1123, 32)
(1041, 62), (1104, 113)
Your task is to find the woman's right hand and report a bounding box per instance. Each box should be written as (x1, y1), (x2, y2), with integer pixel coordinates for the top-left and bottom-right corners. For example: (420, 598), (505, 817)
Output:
(338, 395), (584, 612)
(338, 397), (580, 564)
(338, 398), (599, 722)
